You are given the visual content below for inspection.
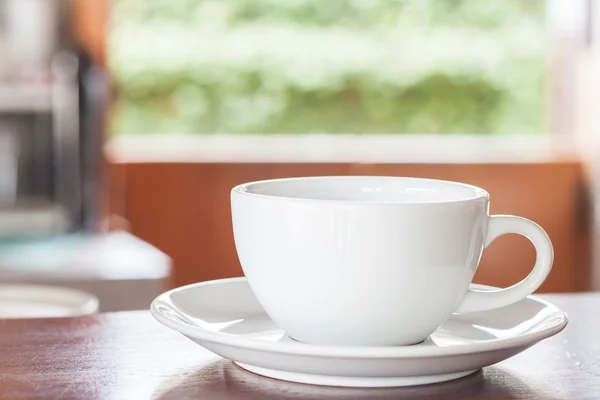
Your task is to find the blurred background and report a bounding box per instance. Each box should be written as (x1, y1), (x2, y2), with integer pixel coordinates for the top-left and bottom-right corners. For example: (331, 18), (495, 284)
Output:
(0, 0), (598, 314)
(109, 0), (546, 135)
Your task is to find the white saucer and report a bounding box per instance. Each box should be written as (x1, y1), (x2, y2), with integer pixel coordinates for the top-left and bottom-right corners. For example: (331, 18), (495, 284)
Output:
(0, 284), (99, 318)
(151, 277), (568, 388)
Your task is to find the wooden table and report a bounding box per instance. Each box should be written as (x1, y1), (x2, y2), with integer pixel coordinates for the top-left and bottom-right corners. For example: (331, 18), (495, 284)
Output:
(0, 293), (597, 399)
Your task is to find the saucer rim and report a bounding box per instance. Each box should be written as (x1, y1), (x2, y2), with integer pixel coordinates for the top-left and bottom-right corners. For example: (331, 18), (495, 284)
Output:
(150, 277), (568, 359)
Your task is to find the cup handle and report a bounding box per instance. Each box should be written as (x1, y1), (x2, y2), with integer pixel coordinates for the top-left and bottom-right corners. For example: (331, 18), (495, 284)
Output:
(454, 215), (554, 313)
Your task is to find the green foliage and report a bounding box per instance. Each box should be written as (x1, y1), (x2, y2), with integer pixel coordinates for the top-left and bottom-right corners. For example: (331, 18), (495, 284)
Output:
(108, 0), (546, 134)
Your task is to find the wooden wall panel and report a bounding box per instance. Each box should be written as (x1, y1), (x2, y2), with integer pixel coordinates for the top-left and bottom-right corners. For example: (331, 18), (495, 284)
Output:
(125, 163), (348, 286)
(350, 162), (589, 293)
(118, 161), (591, 293)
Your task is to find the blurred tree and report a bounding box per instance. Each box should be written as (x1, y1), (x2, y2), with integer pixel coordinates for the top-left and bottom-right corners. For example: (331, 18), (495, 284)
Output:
(108, 0), (546, 134)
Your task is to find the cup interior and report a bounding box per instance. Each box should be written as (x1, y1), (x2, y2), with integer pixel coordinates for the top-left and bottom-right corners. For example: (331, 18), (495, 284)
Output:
(234, 176), (488, 204)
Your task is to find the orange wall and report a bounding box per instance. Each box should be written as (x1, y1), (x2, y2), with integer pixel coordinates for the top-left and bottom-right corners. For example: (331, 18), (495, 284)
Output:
(108, 161), (591, 293)
(68, 0), (109, 66)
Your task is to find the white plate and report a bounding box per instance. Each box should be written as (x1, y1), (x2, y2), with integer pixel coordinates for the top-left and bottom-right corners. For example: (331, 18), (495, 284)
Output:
(151, 277), (568, 388)
(0, 284), (99, 318)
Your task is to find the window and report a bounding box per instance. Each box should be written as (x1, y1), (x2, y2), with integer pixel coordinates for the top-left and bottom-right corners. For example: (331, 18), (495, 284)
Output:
(108, 0), (547, 135)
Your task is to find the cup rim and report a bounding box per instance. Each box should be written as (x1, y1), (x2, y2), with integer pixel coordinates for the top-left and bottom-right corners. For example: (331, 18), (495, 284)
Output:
(231, 176), (490, 205)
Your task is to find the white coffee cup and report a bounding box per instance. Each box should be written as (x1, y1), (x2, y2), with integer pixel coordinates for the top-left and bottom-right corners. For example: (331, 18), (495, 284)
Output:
(231, 176), (553, 347)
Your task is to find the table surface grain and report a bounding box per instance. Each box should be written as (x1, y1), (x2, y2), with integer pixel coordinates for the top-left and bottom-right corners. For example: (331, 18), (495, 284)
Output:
(0, 293), (597, 400)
